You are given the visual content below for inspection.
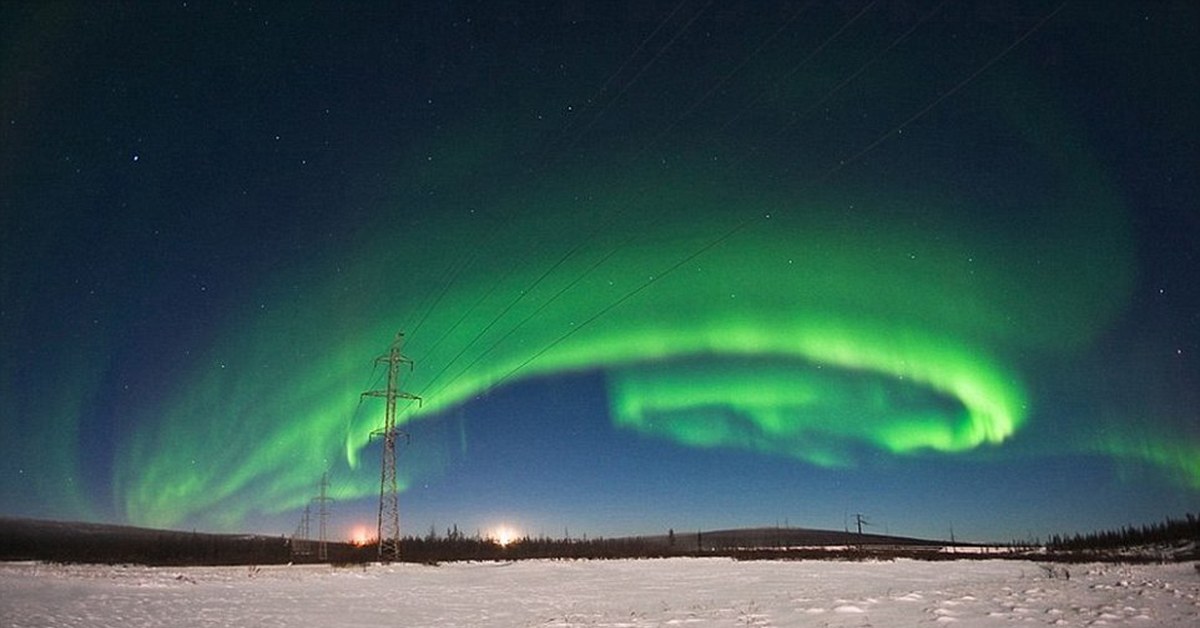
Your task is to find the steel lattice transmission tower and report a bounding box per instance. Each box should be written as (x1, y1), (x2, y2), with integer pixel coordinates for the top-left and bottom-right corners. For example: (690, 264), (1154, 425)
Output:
(290, 504), (312, 558)
(362, 332), (421, 562)
(313, 472), (334, 561)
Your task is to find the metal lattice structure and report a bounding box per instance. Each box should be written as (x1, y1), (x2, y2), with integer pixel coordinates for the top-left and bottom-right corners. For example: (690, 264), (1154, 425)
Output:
(290, 504), (312, 557)
(313, 472), (334, 561)
(362, 332), (420, 562)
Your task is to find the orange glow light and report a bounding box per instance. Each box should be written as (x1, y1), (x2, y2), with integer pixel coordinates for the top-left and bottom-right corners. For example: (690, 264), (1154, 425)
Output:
(349, 525), (372, 547)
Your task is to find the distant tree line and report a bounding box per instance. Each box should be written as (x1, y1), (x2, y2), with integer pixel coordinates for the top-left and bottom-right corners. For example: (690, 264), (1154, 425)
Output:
(11, 513), (1196, 567)
(388, 526), (683, 564)
(1047, 513), (1199, 552)
(0, 521), (294, 566)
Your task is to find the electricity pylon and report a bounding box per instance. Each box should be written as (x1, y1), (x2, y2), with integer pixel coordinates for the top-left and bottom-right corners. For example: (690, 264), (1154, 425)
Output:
(313, 472), (334, 561)
(362, 332), (421, 562)
(290, 504), (312, 557)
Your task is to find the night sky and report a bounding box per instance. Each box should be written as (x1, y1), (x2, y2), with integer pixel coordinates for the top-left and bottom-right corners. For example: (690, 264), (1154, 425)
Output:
(2, 1), (1197, 544)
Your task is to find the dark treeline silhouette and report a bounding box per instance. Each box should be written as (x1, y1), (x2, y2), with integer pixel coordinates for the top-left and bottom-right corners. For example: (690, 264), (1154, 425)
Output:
(383, 524), (964, 563)
(0, 517), (682, 565)
(1046, 513), (1199, 553)
(3, 517), (951, 566)
(394, 533), (678, 564)
(1, 517), (294, 566)
(15, 515), (1197, 567)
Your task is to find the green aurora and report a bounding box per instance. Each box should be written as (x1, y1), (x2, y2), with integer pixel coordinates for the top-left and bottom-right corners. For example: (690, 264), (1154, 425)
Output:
(111, 111), (1194, 530)
(5, 2), (1195, 536)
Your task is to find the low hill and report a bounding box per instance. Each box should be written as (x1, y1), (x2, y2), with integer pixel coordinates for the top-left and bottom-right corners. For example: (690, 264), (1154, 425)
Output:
(0, 517), (368, 565)
(638, 526), (946, 551)
(2, 516), (952, 565)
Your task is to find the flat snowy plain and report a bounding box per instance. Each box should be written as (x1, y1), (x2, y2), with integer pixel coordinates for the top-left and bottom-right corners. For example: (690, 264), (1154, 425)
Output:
(2, 557), (1197, 627)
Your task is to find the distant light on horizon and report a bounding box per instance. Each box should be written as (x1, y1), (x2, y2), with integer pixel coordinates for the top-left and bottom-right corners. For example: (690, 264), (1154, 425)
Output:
(488, 525), (521, 547)
(349, 525), (372, 547)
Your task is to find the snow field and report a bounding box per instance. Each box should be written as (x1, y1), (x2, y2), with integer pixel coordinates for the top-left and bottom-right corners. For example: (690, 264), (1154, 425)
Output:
(2, 558), (1198, 627)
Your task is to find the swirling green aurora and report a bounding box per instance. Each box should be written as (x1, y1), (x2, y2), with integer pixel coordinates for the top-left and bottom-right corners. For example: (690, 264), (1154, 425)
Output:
(3, 0), (1197, 543)
(103, 115), (1197, 531)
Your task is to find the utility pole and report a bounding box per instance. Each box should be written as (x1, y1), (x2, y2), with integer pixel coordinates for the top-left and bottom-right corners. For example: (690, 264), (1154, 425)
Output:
(362, 332), (421, 562)
(854, 513), (869, 536)
(313, 472), (334, 561)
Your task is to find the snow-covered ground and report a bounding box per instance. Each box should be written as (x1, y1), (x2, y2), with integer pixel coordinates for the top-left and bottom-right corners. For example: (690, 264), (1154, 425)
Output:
(2, 557), (1197, 626)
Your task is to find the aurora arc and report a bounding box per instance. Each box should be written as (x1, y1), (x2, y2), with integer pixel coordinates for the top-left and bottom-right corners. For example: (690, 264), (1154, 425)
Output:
(3, 0), (1197, 547)
(112, 112), (1196, 532)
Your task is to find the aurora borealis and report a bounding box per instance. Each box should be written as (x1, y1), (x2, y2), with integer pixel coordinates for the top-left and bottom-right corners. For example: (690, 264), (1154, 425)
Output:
(2, 1), (1197, 542)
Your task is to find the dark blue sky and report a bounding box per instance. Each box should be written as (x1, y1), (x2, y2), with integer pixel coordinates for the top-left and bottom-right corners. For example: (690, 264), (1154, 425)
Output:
(2, 1), (1197, 543)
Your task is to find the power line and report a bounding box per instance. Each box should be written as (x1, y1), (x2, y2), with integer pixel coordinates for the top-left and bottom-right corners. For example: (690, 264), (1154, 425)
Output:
(633, 0), (818, 163)
(409, 260), (518, 379)
(738, 0), (951, 169)
(454, 3), (1067, 399)
(539, 0), (693, 160)
(399, 2), (675, 351)
(413, 4), (883, 393)
(417, 207), (643, 401)
(425, 209), (672, 404)
(413, 5), (876, 390)
(715, 0), (880, 139)
(820, 0), (1069, 181)
(407, 247), (480, 340)
(349, 0), (1071, 465)
(559, 0), (716, 157)
(420, 2), (876, 397)
(491, 212), (762, 389)
(416, 234), (591, 400)
(406, 2), (745, 399)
